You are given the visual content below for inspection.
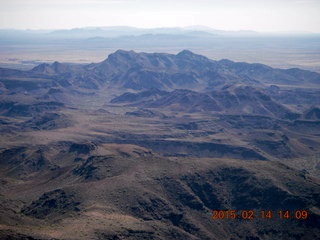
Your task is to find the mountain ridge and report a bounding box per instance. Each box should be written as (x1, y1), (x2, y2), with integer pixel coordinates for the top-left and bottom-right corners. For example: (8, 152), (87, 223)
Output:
(19, 49), (319, 91)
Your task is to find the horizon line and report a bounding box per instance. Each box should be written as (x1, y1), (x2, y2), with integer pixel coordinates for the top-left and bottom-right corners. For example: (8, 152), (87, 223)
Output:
(0, 25), (319, 35)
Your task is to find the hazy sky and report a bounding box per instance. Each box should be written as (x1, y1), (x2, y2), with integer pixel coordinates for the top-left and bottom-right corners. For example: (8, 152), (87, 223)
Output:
(1, 0), (320, 32)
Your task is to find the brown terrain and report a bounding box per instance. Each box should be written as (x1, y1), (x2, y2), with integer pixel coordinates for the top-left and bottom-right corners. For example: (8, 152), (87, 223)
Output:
(0, 50), (320, 239)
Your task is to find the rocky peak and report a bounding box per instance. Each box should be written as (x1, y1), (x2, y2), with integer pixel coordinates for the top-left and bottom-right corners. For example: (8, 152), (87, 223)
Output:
(107, 49), (137, 62)
(32, 61), (70, 75)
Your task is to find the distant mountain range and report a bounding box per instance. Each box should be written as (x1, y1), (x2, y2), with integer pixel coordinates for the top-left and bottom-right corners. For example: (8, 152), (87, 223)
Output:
(25, 49), (320, 90)
(1, 26), (318, 43)
(0, 26), (263, 40)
